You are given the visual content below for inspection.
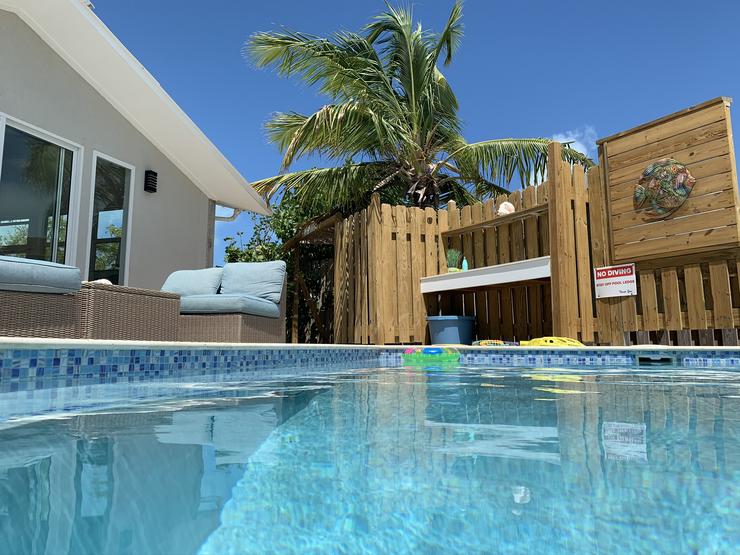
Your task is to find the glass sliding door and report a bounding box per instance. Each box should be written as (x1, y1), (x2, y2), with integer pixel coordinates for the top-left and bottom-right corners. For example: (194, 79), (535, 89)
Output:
(0, 125), (73, 262)
(88, 156), (131, 284)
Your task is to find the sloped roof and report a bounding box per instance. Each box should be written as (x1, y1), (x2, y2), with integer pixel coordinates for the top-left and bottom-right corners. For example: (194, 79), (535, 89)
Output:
(0, 0), (270, 214)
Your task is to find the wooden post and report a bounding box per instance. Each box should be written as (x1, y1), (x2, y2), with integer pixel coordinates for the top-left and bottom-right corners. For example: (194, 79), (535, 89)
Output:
(333, 219), (343, 343)
(367, 194), (382, 344)
(547, 142), (579, 339)
(589, 156), (625, 346)
(291, 248), (300, 343)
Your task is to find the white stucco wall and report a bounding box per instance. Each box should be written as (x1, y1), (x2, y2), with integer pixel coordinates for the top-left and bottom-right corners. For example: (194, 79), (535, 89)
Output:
(0, 10), (214, 289)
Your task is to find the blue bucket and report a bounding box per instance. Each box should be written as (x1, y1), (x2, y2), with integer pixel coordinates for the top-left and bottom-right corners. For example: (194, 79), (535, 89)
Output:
(427, 315), (476, 345)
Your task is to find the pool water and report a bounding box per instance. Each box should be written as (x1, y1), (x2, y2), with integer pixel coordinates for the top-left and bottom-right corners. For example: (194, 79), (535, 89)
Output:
(0, 365), (738, 554)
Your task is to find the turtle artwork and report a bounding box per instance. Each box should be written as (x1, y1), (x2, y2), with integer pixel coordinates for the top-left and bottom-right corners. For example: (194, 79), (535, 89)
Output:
(633, 158), (696, 220)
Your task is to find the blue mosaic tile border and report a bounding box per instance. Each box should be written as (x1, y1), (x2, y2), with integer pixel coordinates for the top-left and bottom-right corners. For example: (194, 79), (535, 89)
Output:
(0, 346), (387, 385)
(1, 345), (739, 393)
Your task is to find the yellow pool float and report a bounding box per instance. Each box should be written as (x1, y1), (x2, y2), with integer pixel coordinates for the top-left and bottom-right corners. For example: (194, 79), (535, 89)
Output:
(519, 337), (584, 347)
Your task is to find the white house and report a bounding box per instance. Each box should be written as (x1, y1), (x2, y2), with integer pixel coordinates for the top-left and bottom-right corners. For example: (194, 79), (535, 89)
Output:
(0, 0), (268, 289)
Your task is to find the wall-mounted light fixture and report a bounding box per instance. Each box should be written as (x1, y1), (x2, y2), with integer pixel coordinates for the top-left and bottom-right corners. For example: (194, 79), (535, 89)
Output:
(144, 170), (158, 193)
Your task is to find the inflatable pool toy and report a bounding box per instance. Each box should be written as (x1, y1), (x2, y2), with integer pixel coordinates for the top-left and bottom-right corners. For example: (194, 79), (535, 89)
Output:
(402, 346), (460, 365)
(473, 339), (519, 347)
(519, 337), (584, 347)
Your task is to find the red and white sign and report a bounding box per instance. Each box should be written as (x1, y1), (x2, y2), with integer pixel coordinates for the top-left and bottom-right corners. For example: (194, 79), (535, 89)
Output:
(594, 263), (637, 299)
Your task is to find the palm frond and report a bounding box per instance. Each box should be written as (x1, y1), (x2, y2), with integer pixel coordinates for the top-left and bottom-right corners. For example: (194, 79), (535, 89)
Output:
(364, 4), (436, 137)
(247, 31), (403, 119)
(265, 103), (406, 170)
(251, 162), (399, 213)
(456, 138), (594, 195)
(432, 0), (463, 66)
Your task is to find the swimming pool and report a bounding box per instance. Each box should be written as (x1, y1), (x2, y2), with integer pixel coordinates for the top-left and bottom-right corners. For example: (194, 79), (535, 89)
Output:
(0, 347), (738, 555)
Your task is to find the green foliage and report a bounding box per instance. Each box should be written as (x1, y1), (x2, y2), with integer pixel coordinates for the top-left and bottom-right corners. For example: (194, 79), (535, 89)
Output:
(446, 248), (462, 269)
(223, 229), (281, 263)
(223, 192), (317, 263)
(224, 195), (333, 342)
(246, 1), (593, 215)
(223, 193), (334, 342)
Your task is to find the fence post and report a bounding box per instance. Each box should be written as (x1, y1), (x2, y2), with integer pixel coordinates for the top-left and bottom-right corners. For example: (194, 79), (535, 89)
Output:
(547, 142), (579, 339)
(587, 165), (625, 345)
(333, 219), (344, 343)
(367, 194), (382, 344)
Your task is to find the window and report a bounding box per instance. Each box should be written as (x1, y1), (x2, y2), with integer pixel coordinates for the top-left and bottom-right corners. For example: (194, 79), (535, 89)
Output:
(0, 124), (75, 262)
(88, 155), (132, 284)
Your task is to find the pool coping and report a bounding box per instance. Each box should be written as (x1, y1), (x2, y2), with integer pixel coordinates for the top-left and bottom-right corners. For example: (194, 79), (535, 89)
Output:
(3, 337), (740, 351)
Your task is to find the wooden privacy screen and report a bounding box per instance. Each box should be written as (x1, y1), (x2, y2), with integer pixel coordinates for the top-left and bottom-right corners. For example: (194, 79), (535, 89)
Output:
(599, 97), (740, 262)
(600, 256), (740, 346)
(594, 97), (740, 345)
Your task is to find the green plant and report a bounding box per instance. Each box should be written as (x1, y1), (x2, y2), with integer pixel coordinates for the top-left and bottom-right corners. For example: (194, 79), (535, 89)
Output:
(223, 191), (316, 263)
(246, 2), (591, 215)
(224, 192), (334, 342)
(446, 248), (462, 269)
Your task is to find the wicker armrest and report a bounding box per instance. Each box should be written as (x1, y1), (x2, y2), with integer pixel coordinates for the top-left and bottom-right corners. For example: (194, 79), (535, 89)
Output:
(81, 283), (180, 341)
(81, 282), (180, 299)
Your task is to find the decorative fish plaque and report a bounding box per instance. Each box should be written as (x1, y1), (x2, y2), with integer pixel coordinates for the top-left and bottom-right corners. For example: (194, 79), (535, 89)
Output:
(633, 158), (696, 220)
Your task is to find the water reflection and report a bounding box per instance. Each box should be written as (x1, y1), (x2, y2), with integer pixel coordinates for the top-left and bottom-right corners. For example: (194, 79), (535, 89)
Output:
(1, 368), (739, 554)
(203, 368), (740, 554)
(0, 387), (319, 555)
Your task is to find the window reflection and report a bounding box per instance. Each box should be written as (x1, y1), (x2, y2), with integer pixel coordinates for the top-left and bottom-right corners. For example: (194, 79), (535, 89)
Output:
(0, 126), (73, 262)
(89, 158), (129, 284)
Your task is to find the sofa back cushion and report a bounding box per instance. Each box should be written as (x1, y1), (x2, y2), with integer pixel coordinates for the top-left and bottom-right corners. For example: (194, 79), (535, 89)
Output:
(161, 267), (223, 296)
(220, 261), (286, 303)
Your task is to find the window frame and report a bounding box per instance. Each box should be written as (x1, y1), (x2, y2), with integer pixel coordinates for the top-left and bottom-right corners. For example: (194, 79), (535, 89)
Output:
(0, 111), (84, 264)
(87, 151), (135, 285)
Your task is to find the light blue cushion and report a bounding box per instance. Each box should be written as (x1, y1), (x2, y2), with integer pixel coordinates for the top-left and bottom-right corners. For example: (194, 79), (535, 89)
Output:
(180, 294), (280, 318)
(162, 268), (223, 296)
(0, 255), (81, 294)
(220, 261), (286, 303)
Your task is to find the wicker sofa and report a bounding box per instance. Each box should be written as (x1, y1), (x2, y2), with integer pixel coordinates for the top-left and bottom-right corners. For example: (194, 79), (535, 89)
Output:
(162, 261), (287, 343)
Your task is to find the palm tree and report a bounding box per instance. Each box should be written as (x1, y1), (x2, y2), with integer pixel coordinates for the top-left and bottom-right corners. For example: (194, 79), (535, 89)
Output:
(248, 2), (590, 213)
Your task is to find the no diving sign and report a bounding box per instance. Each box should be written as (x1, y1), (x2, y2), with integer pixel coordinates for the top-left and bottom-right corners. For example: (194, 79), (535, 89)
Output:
(594, 263), (637, 299)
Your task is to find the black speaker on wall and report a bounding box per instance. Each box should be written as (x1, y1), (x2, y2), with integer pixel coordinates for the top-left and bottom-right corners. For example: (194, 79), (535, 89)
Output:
(144, 170), (158, 193)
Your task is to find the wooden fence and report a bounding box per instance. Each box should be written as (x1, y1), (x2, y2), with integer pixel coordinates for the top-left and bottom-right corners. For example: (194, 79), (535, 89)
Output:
(334, 98), (740, 346)
(333, 197), (446, 344)
(334, 143), (598, 344)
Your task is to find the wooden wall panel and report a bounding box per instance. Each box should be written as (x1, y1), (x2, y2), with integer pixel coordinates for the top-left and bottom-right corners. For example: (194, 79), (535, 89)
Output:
(600, 97), (740, 263)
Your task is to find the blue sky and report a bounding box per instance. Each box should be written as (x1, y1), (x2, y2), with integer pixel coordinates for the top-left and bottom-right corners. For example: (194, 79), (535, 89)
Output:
(93, 0), (740, 265)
